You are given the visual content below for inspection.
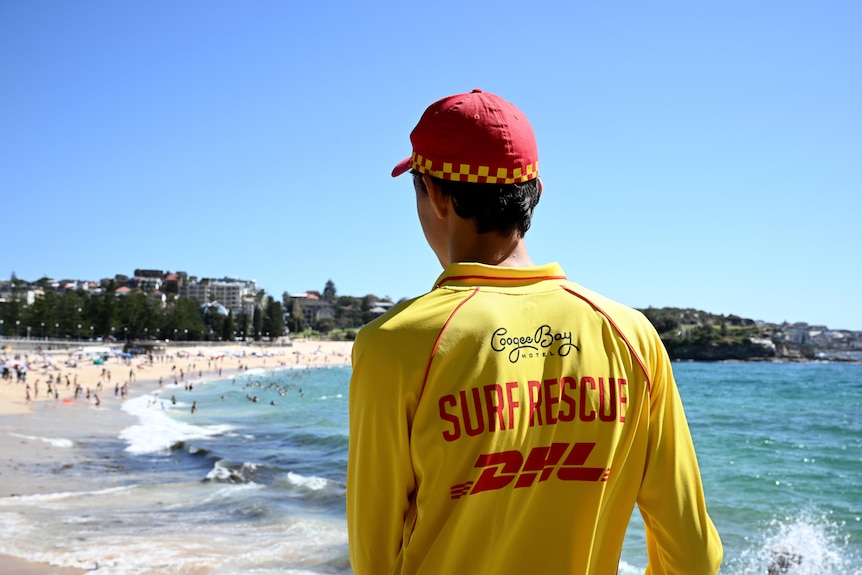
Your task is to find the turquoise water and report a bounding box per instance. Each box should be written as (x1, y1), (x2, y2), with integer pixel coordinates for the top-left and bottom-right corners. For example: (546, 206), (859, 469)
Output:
(677, 361), (862, 574)
(1, 361), (860, 573)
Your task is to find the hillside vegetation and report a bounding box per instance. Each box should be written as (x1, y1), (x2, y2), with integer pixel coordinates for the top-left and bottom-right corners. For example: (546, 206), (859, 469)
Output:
(637, 307), (856, 361)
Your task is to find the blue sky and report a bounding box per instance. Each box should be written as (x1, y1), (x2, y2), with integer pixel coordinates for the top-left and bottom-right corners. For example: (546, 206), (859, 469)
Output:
(2, 1), (860, 330)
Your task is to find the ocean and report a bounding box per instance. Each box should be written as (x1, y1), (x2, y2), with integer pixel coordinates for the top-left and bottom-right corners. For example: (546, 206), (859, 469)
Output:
(1, 361), (860, 574)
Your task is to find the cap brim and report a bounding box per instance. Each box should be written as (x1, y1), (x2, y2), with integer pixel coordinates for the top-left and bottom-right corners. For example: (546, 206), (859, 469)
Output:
(391, 157), (411, 178)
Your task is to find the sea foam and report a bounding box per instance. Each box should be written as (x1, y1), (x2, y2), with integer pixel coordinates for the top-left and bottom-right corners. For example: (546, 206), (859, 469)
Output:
(285, 471), (332, 493)
(728, 512), (862, 575)
(120, 392), (235, 454)
(9, 432), (74, 448)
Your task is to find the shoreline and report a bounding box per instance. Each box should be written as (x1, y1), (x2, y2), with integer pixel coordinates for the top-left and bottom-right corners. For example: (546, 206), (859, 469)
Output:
(0, 339), (352, 573)
(671, 355), (862, 364)
(0, 553), (87, 575)
(0, 339), (353, 417)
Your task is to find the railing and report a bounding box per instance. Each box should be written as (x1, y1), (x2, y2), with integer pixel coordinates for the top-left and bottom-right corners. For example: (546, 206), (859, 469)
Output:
(0, 337), (292, 355)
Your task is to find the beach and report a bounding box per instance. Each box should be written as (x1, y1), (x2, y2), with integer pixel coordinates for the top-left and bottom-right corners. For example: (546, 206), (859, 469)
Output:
(0, 339), (352, 418)
(0, 339), (352, 574)
(2, 343), (860, 574)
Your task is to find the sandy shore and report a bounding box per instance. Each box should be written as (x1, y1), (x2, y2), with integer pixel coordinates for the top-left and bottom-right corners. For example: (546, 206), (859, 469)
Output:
(0, 339), (352, 417)
(0, 338), (353, 574)
(0, 553), (86, 574)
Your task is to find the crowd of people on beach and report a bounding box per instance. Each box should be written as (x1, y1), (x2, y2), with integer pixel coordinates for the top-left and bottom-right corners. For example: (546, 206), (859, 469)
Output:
(1, 341), (352, 417)
(1, 356), (30, 383)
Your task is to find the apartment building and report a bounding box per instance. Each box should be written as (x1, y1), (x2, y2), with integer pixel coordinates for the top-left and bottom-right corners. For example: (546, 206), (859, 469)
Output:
(180, 277), (258, 317)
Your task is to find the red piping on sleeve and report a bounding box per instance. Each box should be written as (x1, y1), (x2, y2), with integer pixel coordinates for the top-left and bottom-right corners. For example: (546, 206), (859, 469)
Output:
(408, 287), (480, 542)
(416, 287), (480, 404)
(560, 285), (653, 395)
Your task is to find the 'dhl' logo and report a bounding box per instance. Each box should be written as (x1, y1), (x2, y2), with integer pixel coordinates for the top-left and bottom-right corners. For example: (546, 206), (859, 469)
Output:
(450, 442), (610, 499)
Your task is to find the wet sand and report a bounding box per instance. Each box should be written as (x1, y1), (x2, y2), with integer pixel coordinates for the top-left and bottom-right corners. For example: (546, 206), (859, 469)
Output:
(0, 553), (87, 574)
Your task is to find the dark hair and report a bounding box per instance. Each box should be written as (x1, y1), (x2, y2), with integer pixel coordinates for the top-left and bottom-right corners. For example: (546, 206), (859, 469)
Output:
(411, 170), (540, 237)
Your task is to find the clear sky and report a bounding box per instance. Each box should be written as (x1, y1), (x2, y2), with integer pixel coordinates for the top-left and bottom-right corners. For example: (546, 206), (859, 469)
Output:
(2, 1), (860, 330)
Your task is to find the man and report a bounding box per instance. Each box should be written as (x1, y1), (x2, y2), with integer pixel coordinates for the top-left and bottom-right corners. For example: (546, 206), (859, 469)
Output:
(347, 89), (722, 574)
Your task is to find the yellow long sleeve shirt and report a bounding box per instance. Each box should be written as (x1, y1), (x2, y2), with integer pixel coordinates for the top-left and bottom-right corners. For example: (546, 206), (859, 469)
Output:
(347, 262), (722, 574)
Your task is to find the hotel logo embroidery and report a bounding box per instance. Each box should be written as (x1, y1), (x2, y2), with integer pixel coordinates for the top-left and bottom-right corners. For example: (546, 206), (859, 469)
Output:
(490, 325), (579, 363)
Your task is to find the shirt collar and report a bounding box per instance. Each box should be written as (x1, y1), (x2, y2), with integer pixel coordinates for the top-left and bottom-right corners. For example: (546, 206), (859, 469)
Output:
(434, 262), (567, 289)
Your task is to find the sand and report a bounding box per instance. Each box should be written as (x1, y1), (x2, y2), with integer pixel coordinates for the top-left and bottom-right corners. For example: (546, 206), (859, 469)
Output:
(0, 339), (352, 417)
(0, 338), (353, 573)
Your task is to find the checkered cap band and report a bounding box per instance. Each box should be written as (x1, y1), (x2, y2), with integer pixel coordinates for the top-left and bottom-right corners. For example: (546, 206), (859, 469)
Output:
(409, 152), (539, 184)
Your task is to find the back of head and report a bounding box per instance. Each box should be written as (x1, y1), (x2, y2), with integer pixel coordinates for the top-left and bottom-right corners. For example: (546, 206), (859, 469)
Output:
(394, 89), (542, 237)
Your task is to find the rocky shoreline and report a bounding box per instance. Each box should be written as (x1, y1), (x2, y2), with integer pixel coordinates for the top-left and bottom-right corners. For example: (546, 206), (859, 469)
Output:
(664, 338), (862, 362)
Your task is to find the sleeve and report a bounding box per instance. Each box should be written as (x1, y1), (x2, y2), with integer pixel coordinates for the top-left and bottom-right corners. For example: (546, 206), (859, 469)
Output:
(637, 331), (723, 575)
(346, 327), (416, 575)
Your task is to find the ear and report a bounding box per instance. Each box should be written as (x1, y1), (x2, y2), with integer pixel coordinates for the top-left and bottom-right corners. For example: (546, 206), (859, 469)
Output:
(537, 177), (543, 199)
(423, 175), (449, 220)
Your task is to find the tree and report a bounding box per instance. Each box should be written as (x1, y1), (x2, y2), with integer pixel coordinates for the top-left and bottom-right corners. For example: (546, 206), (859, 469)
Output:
(690, 324), (717, 344)
(56, 290), (85, 339)
(3, 273), (24, 335)
(163, 297), (206, 341)
(641, 307), (680, 335)
(236, 311), (251, 341)
(177, 298), (206, 341)
(323, 280), (337, 303)
(262, 296), (285, 339)
(289, 298), (307, 334)
(92, 279), (118, 338)
(317, 317), (335, 333)
(333, 295), (363, 328)
(361, 295), (381, 325)
(222, 310), (236, 341)
(118, 292), (153, 340)
(203, 304), (226, 341)
(252, 306), (263, 341)
(163, 278), (179, 296)
(25, 288), (56, 339)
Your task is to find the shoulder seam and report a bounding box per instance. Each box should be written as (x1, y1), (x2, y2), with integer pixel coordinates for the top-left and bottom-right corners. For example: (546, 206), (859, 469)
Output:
(416, 287), (481, 405)
(560, 285), (652, 394)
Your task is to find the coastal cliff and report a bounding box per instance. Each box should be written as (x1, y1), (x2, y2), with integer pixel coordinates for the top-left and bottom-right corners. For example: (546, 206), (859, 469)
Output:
(664, 337), (778, 361)
(640, 307), (861, 362)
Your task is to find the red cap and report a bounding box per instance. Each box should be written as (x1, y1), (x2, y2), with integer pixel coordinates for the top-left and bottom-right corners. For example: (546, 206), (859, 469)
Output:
(392, 89), (539, 184)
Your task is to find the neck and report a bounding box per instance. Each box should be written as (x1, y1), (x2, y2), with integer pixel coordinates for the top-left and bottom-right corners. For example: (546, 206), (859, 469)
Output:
(447, 233), (535, 268)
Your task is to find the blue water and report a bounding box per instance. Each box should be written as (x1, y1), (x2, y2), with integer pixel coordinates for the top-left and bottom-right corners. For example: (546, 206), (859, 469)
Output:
(1, 361), (860, 574)
(683, 361), (862, 574)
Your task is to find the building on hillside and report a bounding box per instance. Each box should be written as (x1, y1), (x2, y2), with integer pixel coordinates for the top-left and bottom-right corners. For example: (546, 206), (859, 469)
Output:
(58, 279), (90, 292)
(369, 300), (395, 318)
(783, 323), (813, 345)
(289, 292), (335, 328)
(179, 277), (258, 317)
(121, 276), (163, 292)
(163, 272), (184, 289)
(0, 284), (37, 305)
(135, 269), (164, 279)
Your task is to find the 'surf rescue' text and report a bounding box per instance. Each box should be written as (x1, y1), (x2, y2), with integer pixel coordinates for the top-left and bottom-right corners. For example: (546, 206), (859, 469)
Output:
(438, 375), (628, 442)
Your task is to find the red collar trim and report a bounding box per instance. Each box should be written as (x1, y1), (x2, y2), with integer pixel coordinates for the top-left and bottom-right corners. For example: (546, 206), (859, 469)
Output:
(436, 274), (567, 288)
